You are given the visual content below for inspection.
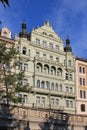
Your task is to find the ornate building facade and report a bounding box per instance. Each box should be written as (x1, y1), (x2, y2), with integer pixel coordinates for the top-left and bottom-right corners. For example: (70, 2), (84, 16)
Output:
(14, 21), (76, 114)
(1, 21), (87, 130)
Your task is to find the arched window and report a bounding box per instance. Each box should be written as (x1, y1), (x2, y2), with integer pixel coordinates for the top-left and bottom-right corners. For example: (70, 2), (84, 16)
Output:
(79, 66), (82, 73)
(36, 63), (42, 72)
(51, 83), (54, 90)
(23, 47), (26, 55)
(57, 68), (62, 77)
(37, 80), (40, 88)
(69, 74), (73, 81)
(44, 64), (49, 74)
(46, 81), (50, 89)
(51, 66), (56, 75)
(55, 83), (58, 91)
(83, 67), (85, 73)
(60, 84), (62, 91)
(81, 104), (85, 112)
(41, 81), (45, 88)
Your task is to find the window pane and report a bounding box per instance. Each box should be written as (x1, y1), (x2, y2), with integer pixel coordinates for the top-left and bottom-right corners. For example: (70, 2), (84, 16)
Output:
(56, 45), (59, 51)
(83, 79), (85, 86)
(80, 78), (82, 85)
(23, 47), (26, 54)
(81, 104), (85, 112)
(65, 73), (68, 80)
(23, 95), (28, 103)
(66, 100), (69, 107)
(80, 90), (82, 98)
(83, 91), (86, 99)
(36, 96), (40, 104)
(36, 38), (40, 45)
(49, 43), (53, 49)
(37, 80), (40, 88)
(41, 97), (45, 105)
(24, 64), (28, 71)
(42, 41), (47, 47)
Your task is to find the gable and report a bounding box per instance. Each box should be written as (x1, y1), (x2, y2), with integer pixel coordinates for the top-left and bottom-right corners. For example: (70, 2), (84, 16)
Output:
(32, 21), (63, 42)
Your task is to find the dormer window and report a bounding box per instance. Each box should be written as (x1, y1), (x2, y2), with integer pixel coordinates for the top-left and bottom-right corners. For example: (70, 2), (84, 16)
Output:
(23, 47), (26, 55)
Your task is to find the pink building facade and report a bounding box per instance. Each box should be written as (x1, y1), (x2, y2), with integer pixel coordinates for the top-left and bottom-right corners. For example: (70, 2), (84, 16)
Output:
(76, 57), (87, 115)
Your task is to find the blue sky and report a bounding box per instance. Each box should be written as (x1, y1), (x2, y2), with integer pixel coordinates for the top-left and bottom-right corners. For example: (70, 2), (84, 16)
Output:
(0, 0), (87, 58)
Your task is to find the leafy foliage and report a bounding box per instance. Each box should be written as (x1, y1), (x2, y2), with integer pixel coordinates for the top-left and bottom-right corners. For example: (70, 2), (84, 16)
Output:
(0, 0), (9, 7)
(0, 42), (30, 105)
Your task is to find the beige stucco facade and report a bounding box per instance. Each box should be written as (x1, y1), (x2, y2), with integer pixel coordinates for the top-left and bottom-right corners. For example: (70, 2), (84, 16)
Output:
(2, 21), (87, 129)
(14, 21), (76, 114)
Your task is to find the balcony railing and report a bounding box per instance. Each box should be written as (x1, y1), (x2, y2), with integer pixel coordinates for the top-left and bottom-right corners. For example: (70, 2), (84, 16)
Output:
(33, 87), (76, 98)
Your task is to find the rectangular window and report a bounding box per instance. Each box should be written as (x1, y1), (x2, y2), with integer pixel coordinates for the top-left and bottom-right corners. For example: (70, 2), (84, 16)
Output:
(56, 57), (59, 62)
(49, 43), (53, 49)
(64, 60), (66, 66)
(83, 67), (85, 73)
(80, 90), (82, 98)
(23, 95), (28, 103)
(70, 87), (73, 93)
(70, 101), (73, 108)
(23, 79), (28, 85)
(55, 99), (59, 105)
(41, 97), (45, 105)
(83, 91), (86, 99)
(69, 74), (73, 81)
(24, 64), (28, 71)
(28, 49), (30, 56)
(36, 96), (40, 104)
(66, 100), (69, 107)
(80, 90), (86, 99)
(66, 87), (69, 92)
(36, 52), (40, 57)
(80, 78), (82, 85)
(18, 62), (23, 70)
(36, 38), (40, 45)
(42, 41), (47, 47)
(65, 73), (68, 80)
(79, 67), (82, 73)
(60, 84), (62, 91)
(51, 98), (54, 105)
(43, 54), (46, 58)
(50, 55), (53, 61)
(56, 45), (59, 51)
(83, 79), (85, 86)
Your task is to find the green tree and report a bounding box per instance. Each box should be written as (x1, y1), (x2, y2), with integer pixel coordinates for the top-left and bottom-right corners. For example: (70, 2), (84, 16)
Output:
(0, 0), (9, 7)
(0, 42), (30, 106)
